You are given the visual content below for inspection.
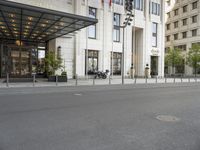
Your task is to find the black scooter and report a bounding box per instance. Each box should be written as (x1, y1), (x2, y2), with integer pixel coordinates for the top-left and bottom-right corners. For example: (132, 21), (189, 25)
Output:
(94, 70), (109, 79)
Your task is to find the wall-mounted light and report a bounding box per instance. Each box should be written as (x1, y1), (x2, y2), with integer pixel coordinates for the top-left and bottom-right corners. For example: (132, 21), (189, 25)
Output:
(57, 46), (61, 59)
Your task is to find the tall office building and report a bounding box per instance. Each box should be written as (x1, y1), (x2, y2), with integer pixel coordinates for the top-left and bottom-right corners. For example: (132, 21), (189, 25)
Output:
(165, 0), (200, 75)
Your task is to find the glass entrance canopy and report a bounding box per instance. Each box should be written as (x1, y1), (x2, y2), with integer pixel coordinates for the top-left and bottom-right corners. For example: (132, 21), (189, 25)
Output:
(0, 0), (98, 43)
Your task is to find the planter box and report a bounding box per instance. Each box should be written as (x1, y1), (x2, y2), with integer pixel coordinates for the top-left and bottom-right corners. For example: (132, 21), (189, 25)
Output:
(48, 76), (67, 82)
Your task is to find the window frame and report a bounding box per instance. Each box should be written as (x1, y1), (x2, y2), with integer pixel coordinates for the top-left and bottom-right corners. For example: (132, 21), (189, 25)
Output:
(152, 22), (158, 47)
(166, 35), (170, 42)
(113, 13), (121, 42)
(182, 31), (187, 39)
(174, 33), (178, 40)
(192, 1), (198, 10)
(182, 18), (187, 26)
(174, 21), (179, 28)
(88, 7), (97, 39)
(192, 15), (197, 23)
(192, 29), (197, 36)
(183, 5), (187, 13)
(174, 9), (179, 16)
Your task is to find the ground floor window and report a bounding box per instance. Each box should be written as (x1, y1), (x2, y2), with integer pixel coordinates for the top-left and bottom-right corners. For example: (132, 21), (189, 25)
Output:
(85, 50), (98, 75)
(193, 67), (200, 74)
(175, 59), (185, 74)
(111, 52), (122, 75)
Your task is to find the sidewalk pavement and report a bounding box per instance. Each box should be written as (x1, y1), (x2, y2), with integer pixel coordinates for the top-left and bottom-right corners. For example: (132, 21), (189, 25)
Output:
(0, 77), (200, 88)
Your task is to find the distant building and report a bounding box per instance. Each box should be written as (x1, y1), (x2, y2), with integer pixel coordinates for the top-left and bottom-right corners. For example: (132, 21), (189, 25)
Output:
(165, 0), (200, 75)
(1, 0), (165, 79)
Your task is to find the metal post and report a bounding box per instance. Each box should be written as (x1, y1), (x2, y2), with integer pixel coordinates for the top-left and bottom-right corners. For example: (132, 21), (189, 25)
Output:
(75, 74), (78, 86)
(165, 77), (167, 83)
(109, 75), (111, 85)
(134, 77), (137, 84)
(145, 77), (147, 84)
(56, 75), (58, 86)
(33, 74), (35, 87)
(156, 77), (158, 83)
(6, 73), (9, 87)
(188, 77), (190, 83)
(122, 27), (125, 85)
(181, 76), (183, 83)
(195, 76), (197, 82)
(174, 77), (175, 83)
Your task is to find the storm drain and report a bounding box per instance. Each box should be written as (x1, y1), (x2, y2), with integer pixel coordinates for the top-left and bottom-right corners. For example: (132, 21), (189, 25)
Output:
(156, 115), (180, 122)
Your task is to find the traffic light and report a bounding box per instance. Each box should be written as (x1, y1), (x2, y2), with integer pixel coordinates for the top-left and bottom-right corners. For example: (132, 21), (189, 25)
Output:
(125, 0), (133, 12)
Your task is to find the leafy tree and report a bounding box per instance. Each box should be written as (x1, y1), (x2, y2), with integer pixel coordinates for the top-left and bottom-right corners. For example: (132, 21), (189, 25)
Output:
(45, 51), (63, 76)
(186, 44), (200, 77)
(165, 48), (183, 75)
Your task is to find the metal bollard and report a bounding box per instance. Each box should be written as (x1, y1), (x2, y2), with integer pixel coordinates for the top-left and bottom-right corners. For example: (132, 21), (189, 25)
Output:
(174, 77), (175, 83)
(75, 74), (78, 86)
(56, 75), (58, 86)
(93, 77), (95, 85)
(134, 77), (137, 84)
(165, 77), (167, 83)
(33, 73), (36, 87)
(155, 77), (158, 83)
(181, 76), (183, 83)
(145, 77), (147, 84)
(195, 77), (197, 82)
(109, 75), (111, 85)
(188, 77), (190, 83)
(6, 73), (9, 87)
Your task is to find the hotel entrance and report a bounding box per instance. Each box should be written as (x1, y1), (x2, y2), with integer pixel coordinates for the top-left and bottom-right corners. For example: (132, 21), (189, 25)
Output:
(0, 41), (46, 78)
(0, 0), (97, 78)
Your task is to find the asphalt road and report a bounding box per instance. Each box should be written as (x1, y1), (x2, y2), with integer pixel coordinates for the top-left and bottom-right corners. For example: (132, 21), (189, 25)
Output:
(0, 84), (200, 150)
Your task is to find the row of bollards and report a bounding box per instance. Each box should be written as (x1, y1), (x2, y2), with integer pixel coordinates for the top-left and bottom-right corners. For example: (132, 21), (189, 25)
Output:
(2, 73), (199, 88)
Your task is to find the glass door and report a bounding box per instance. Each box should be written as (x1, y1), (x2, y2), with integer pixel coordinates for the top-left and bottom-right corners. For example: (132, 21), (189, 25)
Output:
(9, 45), (31, 77)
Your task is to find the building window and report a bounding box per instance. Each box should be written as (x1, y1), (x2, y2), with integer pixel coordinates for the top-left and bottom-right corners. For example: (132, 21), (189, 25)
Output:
(166, 35), (170, 42)
(192, 29), (197, 36)
(174, 45), (186, 51)
(134, 0), (143, 11)
(174, 33), (178, 40)
(113, 13), (120, 42)
(112, 0), (123, 5)
(176, 59), (185, 74)
(174, 21), (178, 28)
(182, 18), (187, 26)
(165, 47), (170, 53)
(183, 5), (187, 13)
(192, 15), (197, 23)
(182, 32), (187, 38)
(152, 22), (158, 47)
(151, 2), (160, 16)
(111, 52), (122, 75)
(86, 50), (98, 75)
(88, 7), (97, 39)
(192, 1), (198, 9)
(166, 24), (170, 30)
(177, 45), (187, 51)
(174, 9), (178, 16)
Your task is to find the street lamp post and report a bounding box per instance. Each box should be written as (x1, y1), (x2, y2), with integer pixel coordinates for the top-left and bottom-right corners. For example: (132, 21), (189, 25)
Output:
(118, 10), (134, 84)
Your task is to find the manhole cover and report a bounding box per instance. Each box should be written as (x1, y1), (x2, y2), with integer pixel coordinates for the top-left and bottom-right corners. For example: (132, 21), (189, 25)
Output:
(156, 115), (180, 122)
(74, 93), (82, 96)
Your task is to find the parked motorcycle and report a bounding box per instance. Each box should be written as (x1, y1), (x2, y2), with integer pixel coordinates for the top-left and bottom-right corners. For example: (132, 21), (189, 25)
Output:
(94, 70), (109, 79)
